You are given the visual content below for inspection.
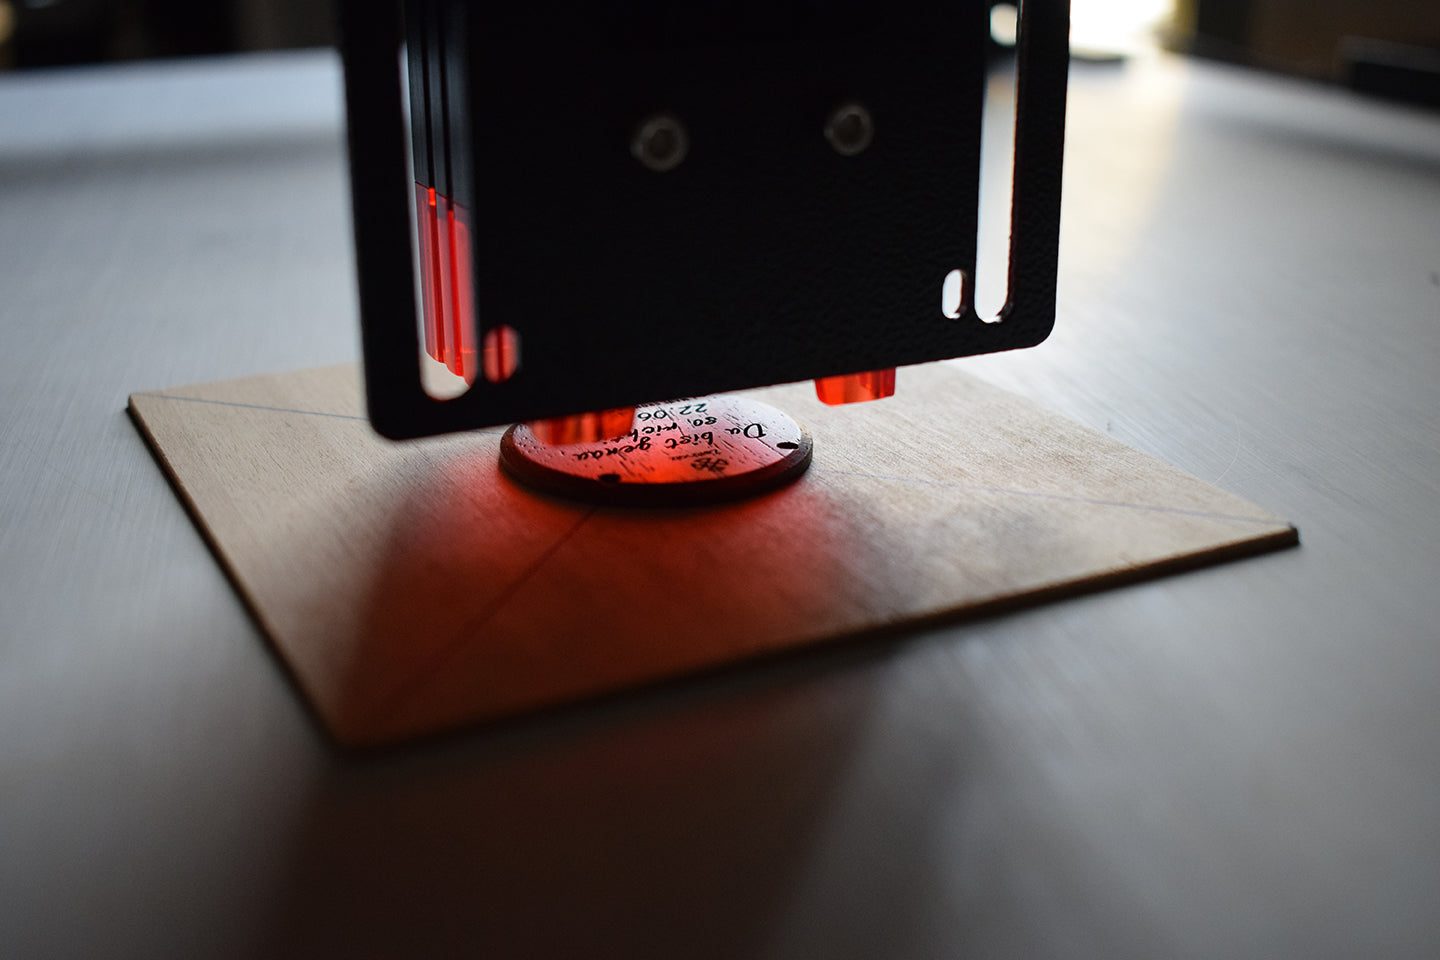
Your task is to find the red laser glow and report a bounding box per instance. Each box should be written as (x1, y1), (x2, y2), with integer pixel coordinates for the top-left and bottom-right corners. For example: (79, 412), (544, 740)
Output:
(529, 408), (637, 446)
(814, 369), (897, 405)
(415, 184), (478, 383)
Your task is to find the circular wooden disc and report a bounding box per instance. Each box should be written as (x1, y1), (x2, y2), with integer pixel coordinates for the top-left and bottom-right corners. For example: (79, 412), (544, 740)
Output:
(500, 395), (812, 507)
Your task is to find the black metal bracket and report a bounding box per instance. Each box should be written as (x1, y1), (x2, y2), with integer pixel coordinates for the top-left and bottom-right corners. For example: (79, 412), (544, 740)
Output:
(338, 1), (1070, 439)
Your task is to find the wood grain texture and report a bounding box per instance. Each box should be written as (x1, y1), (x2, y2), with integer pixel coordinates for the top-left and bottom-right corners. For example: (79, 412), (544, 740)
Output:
(130, 363), (1294, 746)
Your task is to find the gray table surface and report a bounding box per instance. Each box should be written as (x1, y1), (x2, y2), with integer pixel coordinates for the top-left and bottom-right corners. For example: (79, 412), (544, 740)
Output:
(2, 48), (1438, 960)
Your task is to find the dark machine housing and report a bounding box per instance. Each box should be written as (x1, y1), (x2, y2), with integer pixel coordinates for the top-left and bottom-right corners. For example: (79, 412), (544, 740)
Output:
(338, 1), (1070, 438)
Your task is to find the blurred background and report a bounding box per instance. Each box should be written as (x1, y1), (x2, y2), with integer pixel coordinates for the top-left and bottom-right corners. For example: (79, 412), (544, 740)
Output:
(0, 0), (1436, 108)
(0, 0), (333, 68)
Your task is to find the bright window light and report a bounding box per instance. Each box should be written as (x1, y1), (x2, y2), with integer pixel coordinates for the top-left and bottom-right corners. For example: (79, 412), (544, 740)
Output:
(1070, 0), (1174, 55)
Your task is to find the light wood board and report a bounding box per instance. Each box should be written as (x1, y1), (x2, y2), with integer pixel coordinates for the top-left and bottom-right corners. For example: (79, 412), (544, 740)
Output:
(128, 363), (1297, 747)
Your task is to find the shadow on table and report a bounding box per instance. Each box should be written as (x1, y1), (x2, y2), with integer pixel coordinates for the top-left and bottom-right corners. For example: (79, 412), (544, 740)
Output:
(247, 644), (900, 959)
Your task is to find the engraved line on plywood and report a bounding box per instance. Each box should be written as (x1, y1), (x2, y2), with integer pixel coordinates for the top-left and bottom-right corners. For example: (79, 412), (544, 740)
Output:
(131, 392), (371, 422)
(360, 506), (601, 729)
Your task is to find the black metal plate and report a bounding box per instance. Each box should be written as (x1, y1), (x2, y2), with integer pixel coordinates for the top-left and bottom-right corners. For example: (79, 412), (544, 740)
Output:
(338, 1), (1070, 439)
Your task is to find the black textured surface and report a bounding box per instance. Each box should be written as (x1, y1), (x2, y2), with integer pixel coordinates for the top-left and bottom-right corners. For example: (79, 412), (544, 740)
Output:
(340, 1), (1070, 438)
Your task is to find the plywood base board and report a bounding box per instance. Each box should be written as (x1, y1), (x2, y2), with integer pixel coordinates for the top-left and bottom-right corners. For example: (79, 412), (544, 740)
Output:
(129, 364), (1296, 747)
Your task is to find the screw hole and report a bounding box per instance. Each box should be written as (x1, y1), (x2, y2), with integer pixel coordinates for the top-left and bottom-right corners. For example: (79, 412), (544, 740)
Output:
(632, 114), (689, 172)
(825, 102), (874, 156)
(776, 441), (800, 450)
